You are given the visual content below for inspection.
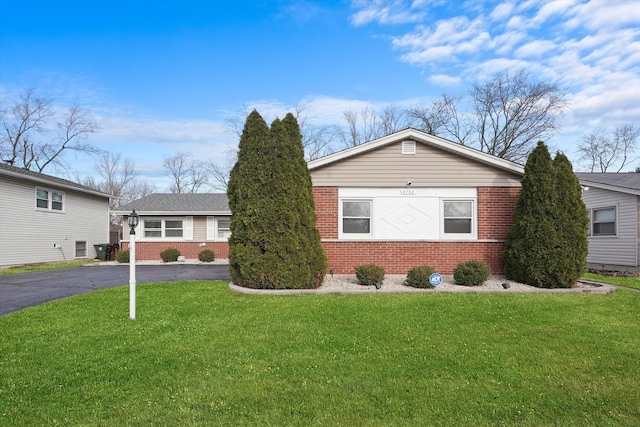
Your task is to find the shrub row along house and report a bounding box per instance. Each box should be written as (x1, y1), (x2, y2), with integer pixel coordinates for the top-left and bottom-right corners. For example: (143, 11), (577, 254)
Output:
(116, 129), (524, 274)
(113, 129), (640, 274)
(4, 129), (638, 274)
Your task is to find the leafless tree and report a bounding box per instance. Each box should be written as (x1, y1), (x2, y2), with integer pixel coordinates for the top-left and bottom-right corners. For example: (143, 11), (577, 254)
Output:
(163, 151), (208, 193)
(408, 94), (471, 144)
(78, 152), (155, 223)
(577, 123), (640, 172)
(0, 88), (98, 172)
(336, 107), (381, 148)
(469, 70), (568, 163)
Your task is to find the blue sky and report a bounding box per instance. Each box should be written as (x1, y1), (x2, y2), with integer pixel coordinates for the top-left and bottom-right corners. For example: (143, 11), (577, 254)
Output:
(2, 0), (639, 191)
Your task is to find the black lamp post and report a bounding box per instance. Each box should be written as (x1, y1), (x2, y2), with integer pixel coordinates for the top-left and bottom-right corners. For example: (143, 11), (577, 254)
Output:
(128, 209), (139, 320)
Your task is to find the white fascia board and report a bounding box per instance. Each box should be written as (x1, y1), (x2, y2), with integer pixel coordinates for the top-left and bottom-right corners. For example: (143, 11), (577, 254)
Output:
(308, 128), (525, 176)
(1, 168), (114, 199)
(578, 179), (640, 196)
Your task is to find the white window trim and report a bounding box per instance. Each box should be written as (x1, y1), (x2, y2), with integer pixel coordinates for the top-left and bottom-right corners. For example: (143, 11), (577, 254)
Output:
(590, 206), (617, 237)
(339, 199), (373, 239)
(140, 217), (193, 241)
(206, 216), (232, 241)
(439, 199), (477, 240)
(35, 187), (65, 213)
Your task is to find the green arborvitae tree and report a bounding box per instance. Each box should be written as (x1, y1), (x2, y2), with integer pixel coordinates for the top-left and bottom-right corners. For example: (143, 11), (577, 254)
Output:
(227, 110), (327, 289)
(503, 141), (560, 287)
(551, 152), (589, 287)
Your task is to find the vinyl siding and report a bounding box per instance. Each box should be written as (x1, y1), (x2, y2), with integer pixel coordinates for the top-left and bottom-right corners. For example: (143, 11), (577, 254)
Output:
(0, 175), (110, 267)
(310, 141), (522, 187)
(584, 187), (638, 267)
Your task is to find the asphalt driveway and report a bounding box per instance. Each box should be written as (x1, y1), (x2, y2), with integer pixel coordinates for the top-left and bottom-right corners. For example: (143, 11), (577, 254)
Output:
(0, 264), (230, 316)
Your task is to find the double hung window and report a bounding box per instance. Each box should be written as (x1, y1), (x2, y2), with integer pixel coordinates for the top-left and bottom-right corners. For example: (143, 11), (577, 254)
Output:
(342, 200), (371, 234)
(443, 201), (473, 235)
(36, 188), (64, 211)
(143, 219), (184, 239)
(592, 207), (616, 236)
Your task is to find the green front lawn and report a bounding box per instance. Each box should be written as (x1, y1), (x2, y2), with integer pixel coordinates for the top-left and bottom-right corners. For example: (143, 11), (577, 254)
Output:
(0, 260), (100, 275)
(582, 272), (640, 291)
(1, 281), (639, 425)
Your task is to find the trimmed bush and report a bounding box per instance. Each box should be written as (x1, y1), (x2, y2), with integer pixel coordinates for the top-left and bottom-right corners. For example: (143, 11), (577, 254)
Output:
(454, 260), (491, 286)
(160, 248), (181, 263)
(405, 265), (436, 288)
(198, 248), (215, 263)
(355, 263), (385, 286)
(115, 249), (129, 264)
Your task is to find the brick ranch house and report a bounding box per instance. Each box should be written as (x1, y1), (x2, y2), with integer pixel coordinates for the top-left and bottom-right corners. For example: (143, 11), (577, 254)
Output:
(114, 129), (525, 275)
(308, 128), (524, 274)
(113, 193), (231, 261)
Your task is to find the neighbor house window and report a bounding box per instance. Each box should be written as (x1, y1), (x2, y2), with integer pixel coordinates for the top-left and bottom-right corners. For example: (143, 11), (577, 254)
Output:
(36, 188), (64, 211)
(217, 217), (231, 239)
(442, 200), (474, 236)
(206, 216), (232, 240)
(144, 220), (162, 238)
(75, 241), (87, 258)
(142, 218), (186, 239)
(592, 207), (616, 236)
(342, 200), (371, 234)
(165, 220), (184, 238)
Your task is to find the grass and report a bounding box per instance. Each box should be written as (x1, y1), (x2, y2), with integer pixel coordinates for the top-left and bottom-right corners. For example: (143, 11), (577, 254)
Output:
(0, 260), (100, 275)
(582, 272), (640, 291)
(1, 281), (639, 426)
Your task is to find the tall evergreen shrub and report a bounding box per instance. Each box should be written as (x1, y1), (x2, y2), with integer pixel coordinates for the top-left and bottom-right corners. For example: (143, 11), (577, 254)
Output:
(503, 141), (560, 287)
(551, 152), (589, 287)
(503, 141), (589, 288)
(227, 110), (327, 289)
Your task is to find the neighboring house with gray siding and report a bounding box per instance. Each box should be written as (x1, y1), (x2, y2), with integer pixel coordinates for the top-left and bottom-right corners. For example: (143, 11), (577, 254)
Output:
(0, 162), (113, 267)
(576, 172), (640, 273)
(112, 193), (231, 261)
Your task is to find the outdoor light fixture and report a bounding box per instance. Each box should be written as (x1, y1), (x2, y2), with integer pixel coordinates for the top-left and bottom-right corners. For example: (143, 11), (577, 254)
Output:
(128, 209), (139, 320)
(502, 282), (510, 289)
(128, 209), (139, 234)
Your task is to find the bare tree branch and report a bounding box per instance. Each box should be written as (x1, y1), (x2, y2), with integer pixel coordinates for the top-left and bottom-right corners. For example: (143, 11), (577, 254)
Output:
(163, 151), (208, 193)
(577, 123), (640, 172)
(0, 88), (98, 172)
(470, 70), (568, 163)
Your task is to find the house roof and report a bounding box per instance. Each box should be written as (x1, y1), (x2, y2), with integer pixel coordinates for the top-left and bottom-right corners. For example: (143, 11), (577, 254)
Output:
(575, 172), (640, 196)
(113, 193), (230, 215)
(307, 128), (525, 176)
(0, 162), (113, 198)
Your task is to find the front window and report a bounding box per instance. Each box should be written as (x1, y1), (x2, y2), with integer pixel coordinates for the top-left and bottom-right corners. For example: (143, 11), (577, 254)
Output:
(342, 200), (371, 234)
(592, 207), (616, 236)
(443, 201), (473, 234)
(36, 188), (64, 211)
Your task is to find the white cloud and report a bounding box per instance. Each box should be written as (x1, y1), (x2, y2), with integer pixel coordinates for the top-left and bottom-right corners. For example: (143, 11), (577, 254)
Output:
(514, 40), (556, 58)
(349, 0), (426, 26)
(427, 74), (461, 86)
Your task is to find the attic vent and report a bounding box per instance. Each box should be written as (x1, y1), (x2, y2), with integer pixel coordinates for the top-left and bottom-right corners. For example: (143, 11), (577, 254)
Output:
(402, 140), (416, 155)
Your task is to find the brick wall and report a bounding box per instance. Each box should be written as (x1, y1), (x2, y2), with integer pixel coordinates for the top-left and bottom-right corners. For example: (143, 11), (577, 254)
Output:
(312, 186), (520, 275)
(121, 241), (229, 261)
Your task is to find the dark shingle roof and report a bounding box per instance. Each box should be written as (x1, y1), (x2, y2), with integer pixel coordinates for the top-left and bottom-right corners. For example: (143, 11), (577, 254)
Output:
(0, 162), (113, 198)
(576, 172), (640, 194)
(114, 193), (230, 214)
